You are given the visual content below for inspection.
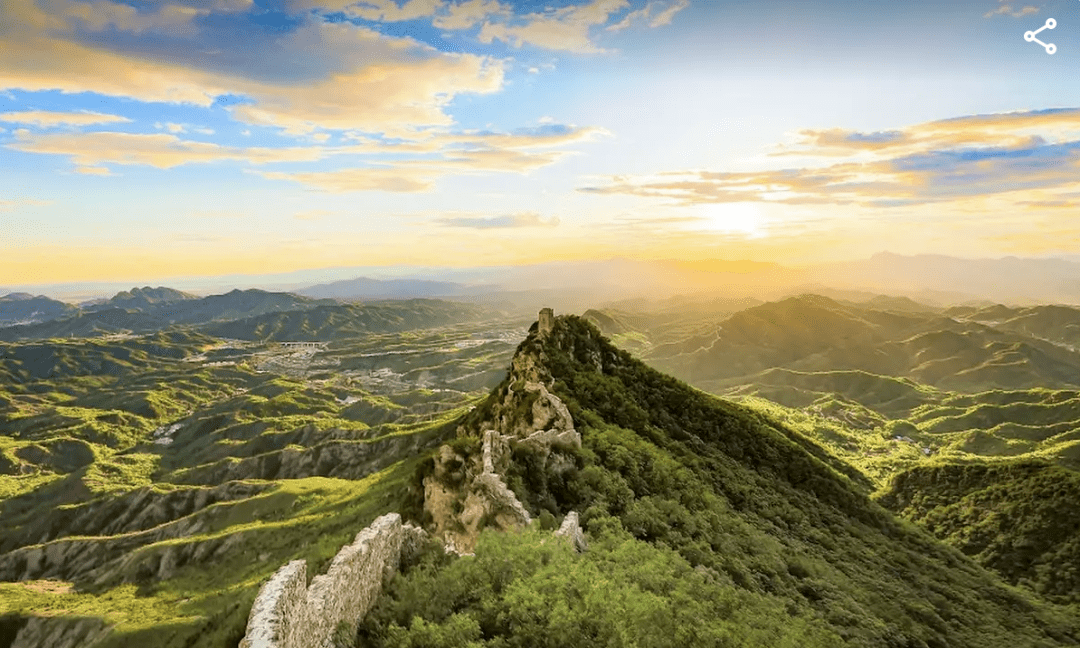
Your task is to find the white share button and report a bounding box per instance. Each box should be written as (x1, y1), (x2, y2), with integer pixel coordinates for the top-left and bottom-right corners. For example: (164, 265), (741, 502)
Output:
(1025, 18), (1057, 55)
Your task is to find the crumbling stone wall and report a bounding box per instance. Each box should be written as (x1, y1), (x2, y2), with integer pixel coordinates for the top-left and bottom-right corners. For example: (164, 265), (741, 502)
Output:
(239, 513), (426, 648)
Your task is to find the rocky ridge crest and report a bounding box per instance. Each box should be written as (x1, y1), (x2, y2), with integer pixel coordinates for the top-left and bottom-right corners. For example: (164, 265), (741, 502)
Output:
(423, 310), (583, 554)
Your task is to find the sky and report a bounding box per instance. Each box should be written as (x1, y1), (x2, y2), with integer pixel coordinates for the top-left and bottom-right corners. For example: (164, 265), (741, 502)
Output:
(2, 0), (1080, 286)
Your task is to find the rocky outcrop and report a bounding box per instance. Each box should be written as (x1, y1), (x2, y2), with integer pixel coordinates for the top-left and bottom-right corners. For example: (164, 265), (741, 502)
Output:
(424, 310), (582, 554)
(239, 512), (426, 648)
(554, 511), (588, 553)
(5, 616), (111, 648)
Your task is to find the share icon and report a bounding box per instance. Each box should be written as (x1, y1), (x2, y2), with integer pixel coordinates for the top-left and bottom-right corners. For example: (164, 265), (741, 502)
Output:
(1025, 18), (1057, 55)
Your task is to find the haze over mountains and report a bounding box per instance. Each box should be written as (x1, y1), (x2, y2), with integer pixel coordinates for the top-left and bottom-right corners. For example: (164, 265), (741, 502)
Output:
(6, 253), (1080, 310)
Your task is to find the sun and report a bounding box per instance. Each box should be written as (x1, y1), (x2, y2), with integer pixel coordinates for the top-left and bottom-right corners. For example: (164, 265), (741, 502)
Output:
(699, 202), (766, 238)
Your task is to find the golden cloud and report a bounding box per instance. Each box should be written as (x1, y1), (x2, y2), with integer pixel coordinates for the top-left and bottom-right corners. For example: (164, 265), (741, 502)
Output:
(780, 108), (1080, 158)
(259, 144), (570, 192)
(607, 0), (687, 31)
(7, 130), (335, 169)
(0, 110), (131, 127)
(478, 0), (629, 53)
(74, 165), (113, 176)
(0, 197), (51, 211)
(0, 0), (505, 136)
(262, 166), (440, 192)
(585, 109), (1080, 208)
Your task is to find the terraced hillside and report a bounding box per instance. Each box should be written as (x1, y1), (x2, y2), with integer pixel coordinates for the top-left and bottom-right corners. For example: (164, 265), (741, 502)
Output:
(0, 303), (527, 647)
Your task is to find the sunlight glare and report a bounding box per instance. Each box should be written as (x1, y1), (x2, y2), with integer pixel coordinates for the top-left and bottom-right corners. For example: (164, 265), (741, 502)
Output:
(700, 202), (766, 238)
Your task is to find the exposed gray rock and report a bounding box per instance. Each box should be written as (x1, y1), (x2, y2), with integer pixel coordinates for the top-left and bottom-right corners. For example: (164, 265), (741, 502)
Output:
(554, 511), (588, 553)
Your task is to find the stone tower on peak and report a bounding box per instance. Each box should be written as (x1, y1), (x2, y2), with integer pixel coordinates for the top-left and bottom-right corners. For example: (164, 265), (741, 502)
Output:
(538, 307), (555, 336)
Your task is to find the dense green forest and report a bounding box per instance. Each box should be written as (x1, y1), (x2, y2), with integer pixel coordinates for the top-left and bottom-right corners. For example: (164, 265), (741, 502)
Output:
(357, 315), (1080, 648)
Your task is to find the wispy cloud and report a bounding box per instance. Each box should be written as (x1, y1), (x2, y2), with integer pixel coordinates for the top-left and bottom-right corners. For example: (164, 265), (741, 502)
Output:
(607, 0), (688, 31)
(581, 108), (1080, 208)
(433, 0), (509, 29)
(477, 0), (630, 53)
(0, 198), (51, 211)
(290, 0), (445, 21)
(434, 211), (560, 228)
(294, 209), (335, 220)
(984, 2), (1039, 18)
(74, 165), (113, 176)
(154, 122), (213, 135)
(0, 110), (131, 128)
(6, 120), (603, 190)
(262, 166), (440, 192)
(7, 130), (334, 173)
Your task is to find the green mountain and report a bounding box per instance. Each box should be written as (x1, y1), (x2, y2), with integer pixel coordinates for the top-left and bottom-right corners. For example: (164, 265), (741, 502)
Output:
(3, 305), (1080, 648)
(359, 314), (1078, 648)
(202, 299), (491, 342)
(878, 460), (1080, 603)
(646, 295), (1080, 394)
(0, 290), (366, 341)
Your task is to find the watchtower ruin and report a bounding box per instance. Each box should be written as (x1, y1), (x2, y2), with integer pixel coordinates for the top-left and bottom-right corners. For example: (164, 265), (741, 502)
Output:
(538, 308), (555, 336)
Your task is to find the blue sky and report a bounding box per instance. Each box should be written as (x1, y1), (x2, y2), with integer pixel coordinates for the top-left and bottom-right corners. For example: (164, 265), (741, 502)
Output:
(2, 0), (1079, 285)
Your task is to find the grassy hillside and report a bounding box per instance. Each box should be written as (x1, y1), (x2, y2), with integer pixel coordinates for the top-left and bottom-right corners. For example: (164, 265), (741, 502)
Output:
(0, 315), (527, 647)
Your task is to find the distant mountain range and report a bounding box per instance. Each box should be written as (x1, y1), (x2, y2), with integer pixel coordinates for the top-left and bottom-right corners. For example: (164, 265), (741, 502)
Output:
(0, 293), (77, 326)
(6, 252), (1080, 321)
(295, 277), (470, 300)
(82, 286), (198, 310)
(0, 288), (335, 341)
(645, 294), (1080, 394)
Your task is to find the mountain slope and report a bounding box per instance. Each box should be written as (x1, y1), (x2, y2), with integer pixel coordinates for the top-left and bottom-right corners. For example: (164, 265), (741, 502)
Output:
(201, 299), (490, 341)
(647, 295), (1080, 394)
(878, 460), (1080, 604)
(383, 314), (1079, 647)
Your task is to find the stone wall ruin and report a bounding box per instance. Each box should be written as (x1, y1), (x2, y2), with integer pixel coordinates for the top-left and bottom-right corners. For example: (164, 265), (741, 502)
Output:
(238, 513), (426, 648)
